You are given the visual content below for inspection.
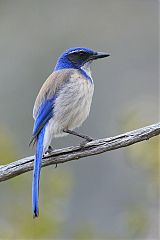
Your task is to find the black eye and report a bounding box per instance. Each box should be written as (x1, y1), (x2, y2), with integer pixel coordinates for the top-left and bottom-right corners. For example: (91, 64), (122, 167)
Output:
(78, 51), (86, 56)
(79, 52), (84, 55)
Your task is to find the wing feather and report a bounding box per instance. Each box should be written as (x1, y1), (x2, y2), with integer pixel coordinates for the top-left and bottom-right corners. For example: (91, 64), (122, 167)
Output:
(30, 69), (72, 145)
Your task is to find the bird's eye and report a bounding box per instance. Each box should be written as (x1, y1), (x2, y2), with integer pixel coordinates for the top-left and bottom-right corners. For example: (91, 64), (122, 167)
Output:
(79, 52), (85, 55)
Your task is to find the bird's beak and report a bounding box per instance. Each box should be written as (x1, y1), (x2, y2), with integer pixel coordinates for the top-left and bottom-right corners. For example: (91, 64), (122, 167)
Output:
(89, 52), (110, 61)
(95, 52), (110, 59)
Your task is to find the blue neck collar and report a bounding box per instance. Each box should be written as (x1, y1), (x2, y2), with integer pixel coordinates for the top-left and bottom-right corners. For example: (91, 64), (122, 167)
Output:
(54, 57), (92, 82)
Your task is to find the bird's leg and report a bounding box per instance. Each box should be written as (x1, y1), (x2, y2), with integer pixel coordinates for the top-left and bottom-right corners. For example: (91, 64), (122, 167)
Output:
(44, 146), (58, 168)
(63, 129), (93, 141)
(63, 129), (93, 147)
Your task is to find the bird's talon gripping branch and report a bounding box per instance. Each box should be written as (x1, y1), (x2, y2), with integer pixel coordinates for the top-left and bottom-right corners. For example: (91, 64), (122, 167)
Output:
(85, 136), (94, 142)
(80, 137), (94, 149)
(45, 145), (53, 155)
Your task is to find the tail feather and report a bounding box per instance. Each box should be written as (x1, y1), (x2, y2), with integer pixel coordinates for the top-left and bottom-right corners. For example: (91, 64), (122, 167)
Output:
(32, 127), (45, 218)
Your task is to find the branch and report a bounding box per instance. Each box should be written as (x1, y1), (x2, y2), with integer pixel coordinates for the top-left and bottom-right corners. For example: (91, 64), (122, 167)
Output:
(0, 123), (159, 182)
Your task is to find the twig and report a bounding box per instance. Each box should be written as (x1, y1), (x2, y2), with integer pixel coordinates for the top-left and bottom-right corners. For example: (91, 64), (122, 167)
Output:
(0, 122), (159, 182)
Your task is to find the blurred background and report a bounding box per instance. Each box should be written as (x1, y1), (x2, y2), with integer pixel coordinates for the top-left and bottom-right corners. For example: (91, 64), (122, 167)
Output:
(0, 0), (159, 239)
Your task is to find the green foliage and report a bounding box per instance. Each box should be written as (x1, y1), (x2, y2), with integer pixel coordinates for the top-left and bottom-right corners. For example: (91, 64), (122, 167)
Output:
(125, 208), (148, 238)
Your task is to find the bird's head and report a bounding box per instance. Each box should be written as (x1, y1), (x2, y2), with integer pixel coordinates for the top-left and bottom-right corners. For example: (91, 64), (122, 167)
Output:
(54, 47), (110, 71)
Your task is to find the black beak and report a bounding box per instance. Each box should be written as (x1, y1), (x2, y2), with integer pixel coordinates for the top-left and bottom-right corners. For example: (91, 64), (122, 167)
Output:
(96, 52), (110, 59)
(90, 52), (110, 60)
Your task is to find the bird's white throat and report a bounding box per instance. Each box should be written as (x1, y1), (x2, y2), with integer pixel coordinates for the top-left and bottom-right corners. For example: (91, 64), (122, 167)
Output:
(81, 61), (92, 79)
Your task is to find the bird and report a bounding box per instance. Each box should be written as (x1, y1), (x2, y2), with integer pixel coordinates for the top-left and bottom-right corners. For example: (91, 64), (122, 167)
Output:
(30, 47), (110, 218)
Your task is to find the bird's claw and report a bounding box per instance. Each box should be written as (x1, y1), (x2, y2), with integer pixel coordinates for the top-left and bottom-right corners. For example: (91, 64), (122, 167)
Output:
(45, 145), (53, 154)
(85, 136), (94, 142)
(45, 146), (58, 168)
(80, 137), (94, 148)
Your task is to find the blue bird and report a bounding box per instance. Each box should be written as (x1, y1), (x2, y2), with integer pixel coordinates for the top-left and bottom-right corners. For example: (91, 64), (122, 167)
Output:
(30, 47), (110, 217)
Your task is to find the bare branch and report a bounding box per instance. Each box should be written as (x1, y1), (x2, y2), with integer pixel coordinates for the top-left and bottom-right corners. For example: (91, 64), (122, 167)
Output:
(0, 122), (159, 182)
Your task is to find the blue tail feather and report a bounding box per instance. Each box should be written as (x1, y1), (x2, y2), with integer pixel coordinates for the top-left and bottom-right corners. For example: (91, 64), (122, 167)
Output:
(32, 126), (45, 218)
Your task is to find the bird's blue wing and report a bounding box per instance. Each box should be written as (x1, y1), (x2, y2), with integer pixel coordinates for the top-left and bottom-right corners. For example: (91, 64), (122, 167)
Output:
(30, 96), (56, 145)
(33, 96), (56, 136)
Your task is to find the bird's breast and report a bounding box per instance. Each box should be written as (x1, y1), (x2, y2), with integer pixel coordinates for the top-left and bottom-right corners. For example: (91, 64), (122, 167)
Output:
(52, 71), (94, 136)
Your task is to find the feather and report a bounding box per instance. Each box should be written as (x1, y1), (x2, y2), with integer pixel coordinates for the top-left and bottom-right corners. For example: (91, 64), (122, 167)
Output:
(29, 96), (56, 146)
(30, 69), (72, 146)
(32, 126), (45, 217)
(33, 70), (72, 119)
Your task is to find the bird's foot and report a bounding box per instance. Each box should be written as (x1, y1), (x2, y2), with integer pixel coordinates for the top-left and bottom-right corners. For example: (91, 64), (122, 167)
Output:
(83, 136), (94, 142)
(44, 146), (58, 168)
(80, 136), (94, 148)
(45, 145), (53, 154)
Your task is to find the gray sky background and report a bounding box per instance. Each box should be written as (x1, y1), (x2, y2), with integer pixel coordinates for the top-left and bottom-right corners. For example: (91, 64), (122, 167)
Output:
(0, 0), (158, 239)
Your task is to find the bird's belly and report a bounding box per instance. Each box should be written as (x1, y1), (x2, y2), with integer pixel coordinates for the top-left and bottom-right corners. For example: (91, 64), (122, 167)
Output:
(52, 77), (94, 137)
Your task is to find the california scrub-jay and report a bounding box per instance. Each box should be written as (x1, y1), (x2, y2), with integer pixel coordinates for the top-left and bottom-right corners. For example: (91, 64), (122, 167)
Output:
(30, 47), (110, 217)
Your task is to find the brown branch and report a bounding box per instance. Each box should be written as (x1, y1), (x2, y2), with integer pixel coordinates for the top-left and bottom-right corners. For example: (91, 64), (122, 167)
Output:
(0, 122), (159, 182)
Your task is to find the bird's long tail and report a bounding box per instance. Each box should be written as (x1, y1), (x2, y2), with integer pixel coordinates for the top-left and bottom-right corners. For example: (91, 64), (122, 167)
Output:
(32, 127), (45, 218)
